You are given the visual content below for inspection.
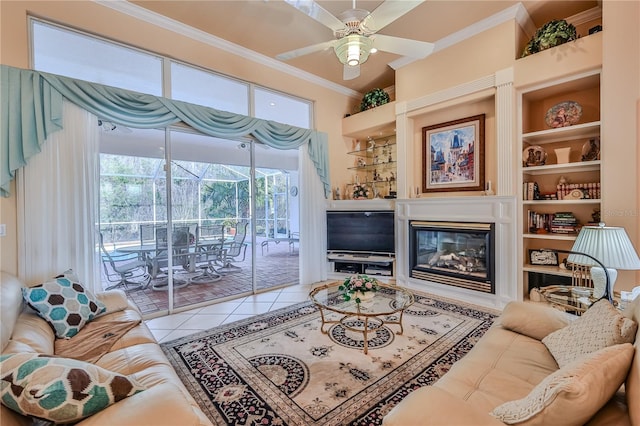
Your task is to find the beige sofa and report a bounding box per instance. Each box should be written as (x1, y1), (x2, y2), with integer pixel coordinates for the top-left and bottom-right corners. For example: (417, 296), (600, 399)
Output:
(383, 298), (640, 426)
(0, 271), (212, 426)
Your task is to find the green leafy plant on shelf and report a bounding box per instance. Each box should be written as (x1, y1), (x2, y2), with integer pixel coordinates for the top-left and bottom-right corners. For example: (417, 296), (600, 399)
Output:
(360, 88), (390, 112)
(521, 19), (578, 58)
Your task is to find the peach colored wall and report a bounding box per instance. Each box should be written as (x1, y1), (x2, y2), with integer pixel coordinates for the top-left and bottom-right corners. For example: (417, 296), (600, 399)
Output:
(601, 1), (640, 290)
(395, 22), (517, 102)
(0, 0), (353, 275)
(389, 22), (514, 199)
(410, 98), (495, 197)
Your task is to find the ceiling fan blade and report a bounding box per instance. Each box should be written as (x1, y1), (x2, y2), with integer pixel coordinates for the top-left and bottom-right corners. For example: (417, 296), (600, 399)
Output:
(371, 34), (434, 58)
(276, 40), (336, 61)
(284, 0), (347, 33)
(343, 64), (360, 81)
(361, 0), (424, 33)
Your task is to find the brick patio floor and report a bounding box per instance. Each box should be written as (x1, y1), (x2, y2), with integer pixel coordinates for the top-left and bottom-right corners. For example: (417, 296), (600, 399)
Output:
(102, 240), (299, 316)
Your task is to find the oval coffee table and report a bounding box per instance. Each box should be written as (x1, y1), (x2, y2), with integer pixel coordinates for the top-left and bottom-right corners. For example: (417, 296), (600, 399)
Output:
(309, 281), (414, 354)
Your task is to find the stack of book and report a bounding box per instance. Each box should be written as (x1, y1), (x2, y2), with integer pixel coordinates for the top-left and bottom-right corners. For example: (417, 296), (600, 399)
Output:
(550, 212), (579, 234)
(557, 182), (600, 200)
(523, 182), (540, 200)
(527, 210), (553, 233)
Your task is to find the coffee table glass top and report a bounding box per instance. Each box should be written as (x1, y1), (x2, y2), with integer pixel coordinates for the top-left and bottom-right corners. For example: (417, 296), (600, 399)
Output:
(309, 282), (414, 316)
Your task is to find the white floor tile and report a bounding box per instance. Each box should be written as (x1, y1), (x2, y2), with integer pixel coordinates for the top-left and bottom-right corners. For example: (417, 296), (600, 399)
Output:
(269, 302), (300, 311)
(222, 314), (255, 324)
(149, 329), (172, 342)
(145, 313), (193, 330)
(232, 302), (273, 315)
(244, 291), (281, 303)
(198, 300), (243, 314)
(180, 314), (227, 330)
(275, 292), (311, 304)
(160, 328), (200, 343)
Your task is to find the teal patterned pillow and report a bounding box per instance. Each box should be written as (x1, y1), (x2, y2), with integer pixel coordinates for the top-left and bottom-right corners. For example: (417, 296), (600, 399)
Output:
(22, 275), (106, 339)
(0, 353), (145, 423)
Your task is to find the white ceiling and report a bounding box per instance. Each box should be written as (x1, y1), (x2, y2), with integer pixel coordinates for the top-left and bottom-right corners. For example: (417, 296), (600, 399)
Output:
(126, 0), (599, 94)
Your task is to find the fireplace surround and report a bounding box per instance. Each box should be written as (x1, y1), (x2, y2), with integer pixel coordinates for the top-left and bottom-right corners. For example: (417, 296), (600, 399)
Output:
(409, 221), (495, 293)
(396, 196), (518, 309)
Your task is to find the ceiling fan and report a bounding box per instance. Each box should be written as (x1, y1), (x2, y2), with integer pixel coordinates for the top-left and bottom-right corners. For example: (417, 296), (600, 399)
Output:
(277, 0), (434, 80)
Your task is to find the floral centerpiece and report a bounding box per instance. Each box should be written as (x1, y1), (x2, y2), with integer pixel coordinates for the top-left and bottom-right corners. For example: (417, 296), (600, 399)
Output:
(339, 274), (380, 303)
(352, 183), (370, 200)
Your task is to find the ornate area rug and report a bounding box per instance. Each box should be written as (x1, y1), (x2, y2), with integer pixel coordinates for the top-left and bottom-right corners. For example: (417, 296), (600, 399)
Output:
(161, 287), (499, 425)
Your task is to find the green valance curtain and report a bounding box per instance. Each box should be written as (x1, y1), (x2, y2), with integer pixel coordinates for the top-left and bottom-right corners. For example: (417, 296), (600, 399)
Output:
(0, 64), (330, 197)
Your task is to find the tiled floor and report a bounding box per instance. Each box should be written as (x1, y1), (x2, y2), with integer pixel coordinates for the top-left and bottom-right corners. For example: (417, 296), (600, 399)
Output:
(145, 282), (314, 343)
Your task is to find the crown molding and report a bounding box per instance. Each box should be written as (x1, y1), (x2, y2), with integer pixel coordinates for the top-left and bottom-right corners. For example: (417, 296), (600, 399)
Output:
(389, 3), (535, 70)
(93, 0), (362, 99)
(566, 6), (602, 27)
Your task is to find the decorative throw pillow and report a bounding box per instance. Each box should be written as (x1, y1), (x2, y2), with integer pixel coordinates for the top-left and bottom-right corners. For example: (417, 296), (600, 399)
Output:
(22, 275), (107, 339)
(490, 343), (634, 425)
(542, 299), (637, 367)
(0, 353), (145, 423)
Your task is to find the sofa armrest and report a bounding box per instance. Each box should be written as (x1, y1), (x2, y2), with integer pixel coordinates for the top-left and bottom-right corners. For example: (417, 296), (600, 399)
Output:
(382, 387), (504, 426)
(77, 383), (212, 426)
(498, 301), (573, 341)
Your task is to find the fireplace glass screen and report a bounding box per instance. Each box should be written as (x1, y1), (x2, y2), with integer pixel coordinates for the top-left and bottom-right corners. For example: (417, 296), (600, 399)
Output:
(410, 221), (495, 293)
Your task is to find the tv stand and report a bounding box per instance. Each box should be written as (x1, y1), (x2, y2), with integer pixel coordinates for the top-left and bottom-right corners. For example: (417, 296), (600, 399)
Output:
(327, 252), (395, 278)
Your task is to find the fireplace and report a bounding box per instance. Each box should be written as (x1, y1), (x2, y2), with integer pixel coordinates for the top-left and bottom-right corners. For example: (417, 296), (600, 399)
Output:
(409, 221), (495, 294)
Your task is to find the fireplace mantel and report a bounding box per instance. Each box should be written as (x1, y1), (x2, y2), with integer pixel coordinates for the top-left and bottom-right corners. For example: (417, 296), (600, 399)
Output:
(396, 196), (518, 309)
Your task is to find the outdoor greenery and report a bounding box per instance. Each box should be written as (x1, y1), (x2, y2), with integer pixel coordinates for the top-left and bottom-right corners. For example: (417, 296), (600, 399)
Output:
(99, 154), (291, 244)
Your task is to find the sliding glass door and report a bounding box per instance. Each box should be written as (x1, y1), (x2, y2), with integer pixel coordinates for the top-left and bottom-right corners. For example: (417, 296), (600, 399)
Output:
(99, 126), (299, 316)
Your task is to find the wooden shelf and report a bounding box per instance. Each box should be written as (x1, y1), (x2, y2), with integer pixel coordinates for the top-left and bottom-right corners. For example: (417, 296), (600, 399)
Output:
(523, 264), (574, 277)
(522, 199), (600, 205)
(522, 121), (600, 144)
(522, 161), (600, 175)
(523, 233), (577, 241)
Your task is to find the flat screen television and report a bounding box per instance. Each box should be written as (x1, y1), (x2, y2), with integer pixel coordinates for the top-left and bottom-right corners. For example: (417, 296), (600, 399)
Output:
(326, 210), (395, 255)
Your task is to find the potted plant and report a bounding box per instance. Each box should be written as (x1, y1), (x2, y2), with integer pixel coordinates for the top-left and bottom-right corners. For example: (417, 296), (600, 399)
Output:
(360, 88), (390, 112)
(521, 19), (578, 58)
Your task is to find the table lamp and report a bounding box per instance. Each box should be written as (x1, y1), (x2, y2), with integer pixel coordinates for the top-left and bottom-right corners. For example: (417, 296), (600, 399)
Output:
(567, 223), (640, 301)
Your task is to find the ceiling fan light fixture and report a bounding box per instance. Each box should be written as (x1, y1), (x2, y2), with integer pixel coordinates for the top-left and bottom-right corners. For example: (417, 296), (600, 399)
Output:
(335, 34), (373, 67)
(347, 43), (360, 65)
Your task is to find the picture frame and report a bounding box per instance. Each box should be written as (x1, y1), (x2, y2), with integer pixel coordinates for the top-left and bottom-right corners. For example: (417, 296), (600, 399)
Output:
(422, 114), (485, 193)
(529, 249), (559, 266)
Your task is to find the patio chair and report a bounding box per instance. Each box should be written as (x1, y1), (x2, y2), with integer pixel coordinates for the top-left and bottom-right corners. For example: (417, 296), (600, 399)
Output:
(190, 224), (225, 284)
(150, 226), (191, 290)
(217, 220), (249, 273)
(99, 233), (150, 291)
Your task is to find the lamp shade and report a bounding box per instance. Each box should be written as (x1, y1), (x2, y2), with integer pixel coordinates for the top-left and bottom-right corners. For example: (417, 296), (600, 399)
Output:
(567, 224), (640, 270)
(334, 34), (373, 66)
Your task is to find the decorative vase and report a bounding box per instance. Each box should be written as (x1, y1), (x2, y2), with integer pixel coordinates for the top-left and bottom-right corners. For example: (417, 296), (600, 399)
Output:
(354, 291), (375, 302)
(555, 147), (571, 164)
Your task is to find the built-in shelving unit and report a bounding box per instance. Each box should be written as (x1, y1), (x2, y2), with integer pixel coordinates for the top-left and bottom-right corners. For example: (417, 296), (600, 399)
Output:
(518, 68), (602, 297)
(345, 134), (397, 199)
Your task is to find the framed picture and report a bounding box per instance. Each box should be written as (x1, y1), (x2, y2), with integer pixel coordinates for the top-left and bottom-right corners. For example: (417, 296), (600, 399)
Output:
(529, 249), (559, 266)
(422, 114), (485, 193)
